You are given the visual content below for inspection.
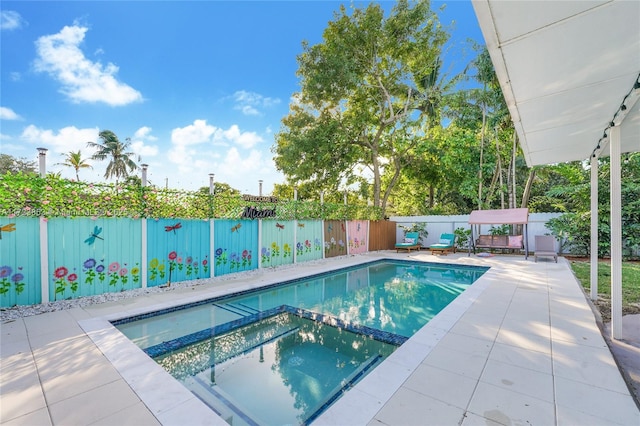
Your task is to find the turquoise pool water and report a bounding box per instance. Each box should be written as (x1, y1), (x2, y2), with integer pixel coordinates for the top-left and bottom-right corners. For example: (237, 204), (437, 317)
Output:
(114, 260), (487, 425)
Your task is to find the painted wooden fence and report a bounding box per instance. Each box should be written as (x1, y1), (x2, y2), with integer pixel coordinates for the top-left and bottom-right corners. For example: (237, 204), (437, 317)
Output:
(0, 216), (394, 307)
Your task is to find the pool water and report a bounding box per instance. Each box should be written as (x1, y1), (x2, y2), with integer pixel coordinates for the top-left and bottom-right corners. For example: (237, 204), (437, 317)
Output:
(114, 260), (487, 424)
(154, 310), (397, 426)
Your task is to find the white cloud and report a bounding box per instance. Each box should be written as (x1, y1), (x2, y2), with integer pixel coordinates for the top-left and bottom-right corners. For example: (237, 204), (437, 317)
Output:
(232, 90), (280, 116)
(171, 119), (218, 147)
(34, 24), (142, 106)
(10, 72), (21, 82)
(130, 126), (159, 159)
(219, 124), (263, 149)
(0, 107), (22, 120)
(21, 124), (99, 154)
(19, 125), (108, 181)
(133, 126), (157, 141)
(1, 11), (25, 31)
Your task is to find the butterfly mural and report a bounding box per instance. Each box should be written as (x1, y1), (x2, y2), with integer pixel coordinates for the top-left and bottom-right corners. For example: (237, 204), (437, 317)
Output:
(165, 222), (182, 234)
(84, 226), (103, 245)
(0, 223), (16, 239)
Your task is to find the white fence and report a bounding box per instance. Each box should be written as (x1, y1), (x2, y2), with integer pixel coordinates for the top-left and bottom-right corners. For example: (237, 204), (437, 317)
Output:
(390, 213), (563, 253)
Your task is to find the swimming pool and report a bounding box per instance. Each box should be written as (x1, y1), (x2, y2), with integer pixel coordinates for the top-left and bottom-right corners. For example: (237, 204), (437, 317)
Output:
(113, 259), (487, 425)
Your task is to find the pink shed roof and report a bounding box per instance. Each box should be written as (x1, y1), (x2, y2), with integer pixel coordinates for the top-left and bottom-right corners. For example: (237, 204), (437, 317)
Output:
(468, 208), (529, 225)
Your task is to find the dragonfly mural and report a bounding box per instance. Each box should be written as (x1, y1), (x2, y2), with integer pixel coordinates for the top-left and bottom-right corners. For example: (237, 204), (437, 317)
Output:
(84, 226), (103, 245)
(0, 223), (16, 239)
(165, 222), (182, 234)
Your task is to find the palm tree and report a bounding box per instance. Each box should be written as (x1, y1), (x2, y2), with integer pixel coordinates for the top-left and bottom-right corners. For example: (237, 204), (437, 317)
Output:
(55, 150), (93, 181)
(87, 130), (138, 183)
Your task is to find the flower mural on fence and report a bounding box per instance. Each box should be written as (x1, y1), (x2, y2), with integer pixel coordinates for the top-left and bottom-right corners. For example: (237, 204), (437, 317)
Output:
(119, 267), (128, 287)
(261, 247), (271, 263)
(68, 273), (78, 292)
(131, 266), (140, 284)
(315, 238), (322, 251)
(168, 251), (178, 273)
(148, 258), (166, 280)
(109, 262), (120, 286)
(185, 256), (193, 276)
(241, 250), (251, 267)
(83, 258), (97, 284)
(0, 265), (25, 295)
(215, 248), (228, 266)
(54, 266), (69, 297)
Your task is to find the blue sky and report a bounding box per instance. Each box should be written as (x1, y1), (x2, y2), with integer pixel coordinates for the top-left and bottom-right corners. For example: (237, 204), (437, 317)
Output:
(0, 1), (483, 194)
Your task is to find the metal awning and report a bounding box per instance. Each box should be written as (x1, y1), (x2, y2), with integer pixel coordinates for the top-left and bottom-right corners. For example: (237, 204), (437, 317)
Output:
(472, 0), (640, 166)
(468, 208), (528, 225)
(472, 0), (640, 340)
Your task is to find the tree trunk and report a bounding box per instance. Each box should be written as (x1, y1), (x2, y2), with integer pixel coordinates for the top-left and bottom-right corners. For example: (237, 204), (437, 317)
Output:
(521, 167), (536, 208)
(478, 101), (487, 210)
(495, 128), (504, 209)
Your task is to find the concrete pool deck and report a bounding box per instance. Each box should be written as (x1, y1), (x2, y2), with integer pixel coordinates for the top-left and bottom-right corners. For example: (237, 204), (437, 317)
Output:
(1, 252), (639, 425)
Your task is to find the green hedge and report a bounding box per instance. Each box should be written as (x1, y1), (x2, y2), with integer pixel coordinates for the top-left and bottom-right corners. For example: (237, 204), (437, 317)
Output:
(0, 173), (383, 220)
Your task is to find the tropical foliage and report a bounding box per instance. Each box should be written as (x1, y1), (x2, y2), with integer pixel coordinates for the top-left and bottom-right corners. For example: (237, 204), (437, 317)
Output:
(55, 150), (93, 181)
(87, 130), (138, 182)
(0, 172), (383, 220)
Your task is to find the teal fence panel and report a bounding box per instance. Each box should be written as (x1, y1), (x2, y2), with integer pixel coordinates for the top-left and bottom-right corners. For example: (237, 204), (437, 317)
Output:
(147, 219), (211, 287)
(214, 219), (258, 276)
(347, 220), (368, 255)
(0, 217), (41, 307)
(294, 220), (323, 263)
(48, 217), (142, 301)
(261, 220), (295, 267)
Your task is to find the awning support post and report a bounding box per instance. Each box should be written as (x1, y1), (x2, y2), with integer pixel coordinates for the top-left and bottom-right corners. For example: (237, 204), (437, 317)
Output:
(609, 126), (623, 340)
(590, 157), (599, 300)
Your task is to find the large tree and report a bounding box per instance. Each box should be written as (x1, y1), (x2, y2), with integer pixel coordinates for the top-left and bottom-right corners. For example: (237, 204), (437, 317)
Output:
(273, 0), (448, 214)
(55, 150), (93, 181)
(0, 154), (37, 174)
(87, 130), (138, 183)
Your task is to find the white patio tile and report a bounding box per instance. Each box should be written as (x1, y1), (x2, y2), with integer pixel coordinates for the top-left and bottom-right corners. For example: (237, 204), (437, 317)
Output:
(552, 339), (629, 391)
(479, 358), (554, 403)
(460, 411), (506, 426)
(402, 364), (479, 409)
(554, 376), (640, 425)
(488, 341), (553, 374)
(466, 382), (556, 426)
(422, 344), (489, 379)
(495, 328), (552, 354)
(89, 402), (161, 426)
(372, 387), (465, 426)
(1, 408), (52, 426)
(48, 380), (141, 425)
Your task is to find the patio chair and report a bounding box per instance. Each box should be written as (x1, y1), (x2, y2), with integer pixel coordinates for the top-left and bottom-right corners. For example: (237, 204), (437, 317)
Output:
(395, 232), (421, 253)
(534, 235), (557, 263)
(430, 233), (456, 255)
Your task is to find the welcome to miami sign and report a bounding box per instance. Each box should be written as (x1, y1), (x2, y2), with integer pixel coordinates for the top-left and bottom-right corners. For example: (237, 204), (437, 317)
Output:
(241, 195), (278, 219)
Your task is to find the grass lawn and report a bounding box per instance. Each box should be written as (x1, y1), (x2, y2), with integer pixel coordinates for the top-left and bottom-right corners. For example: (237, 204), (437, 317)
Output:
(569, 260), (640, 320)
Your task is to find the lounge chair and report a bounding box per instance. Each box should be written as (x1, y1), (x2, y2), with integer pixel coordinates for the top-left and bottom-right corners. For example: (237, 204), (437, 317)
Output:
(430, 233), (456, 255)
(534, 235), (557, 263)
(395, 232), (421, 252)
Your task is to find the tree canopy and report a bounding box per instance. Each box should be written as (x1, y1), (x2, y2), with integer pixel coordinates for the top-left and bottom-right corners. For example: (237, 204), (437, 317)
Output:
(87, 130), (138, 183)
(273, 0), (448, 214)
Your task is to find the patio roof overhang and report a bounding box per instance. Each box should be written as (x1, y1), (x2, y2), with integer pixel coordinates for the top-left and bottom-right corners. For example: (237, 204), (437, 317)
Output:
(472, 0), (640, 167)
(472, 0), (640, 341)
